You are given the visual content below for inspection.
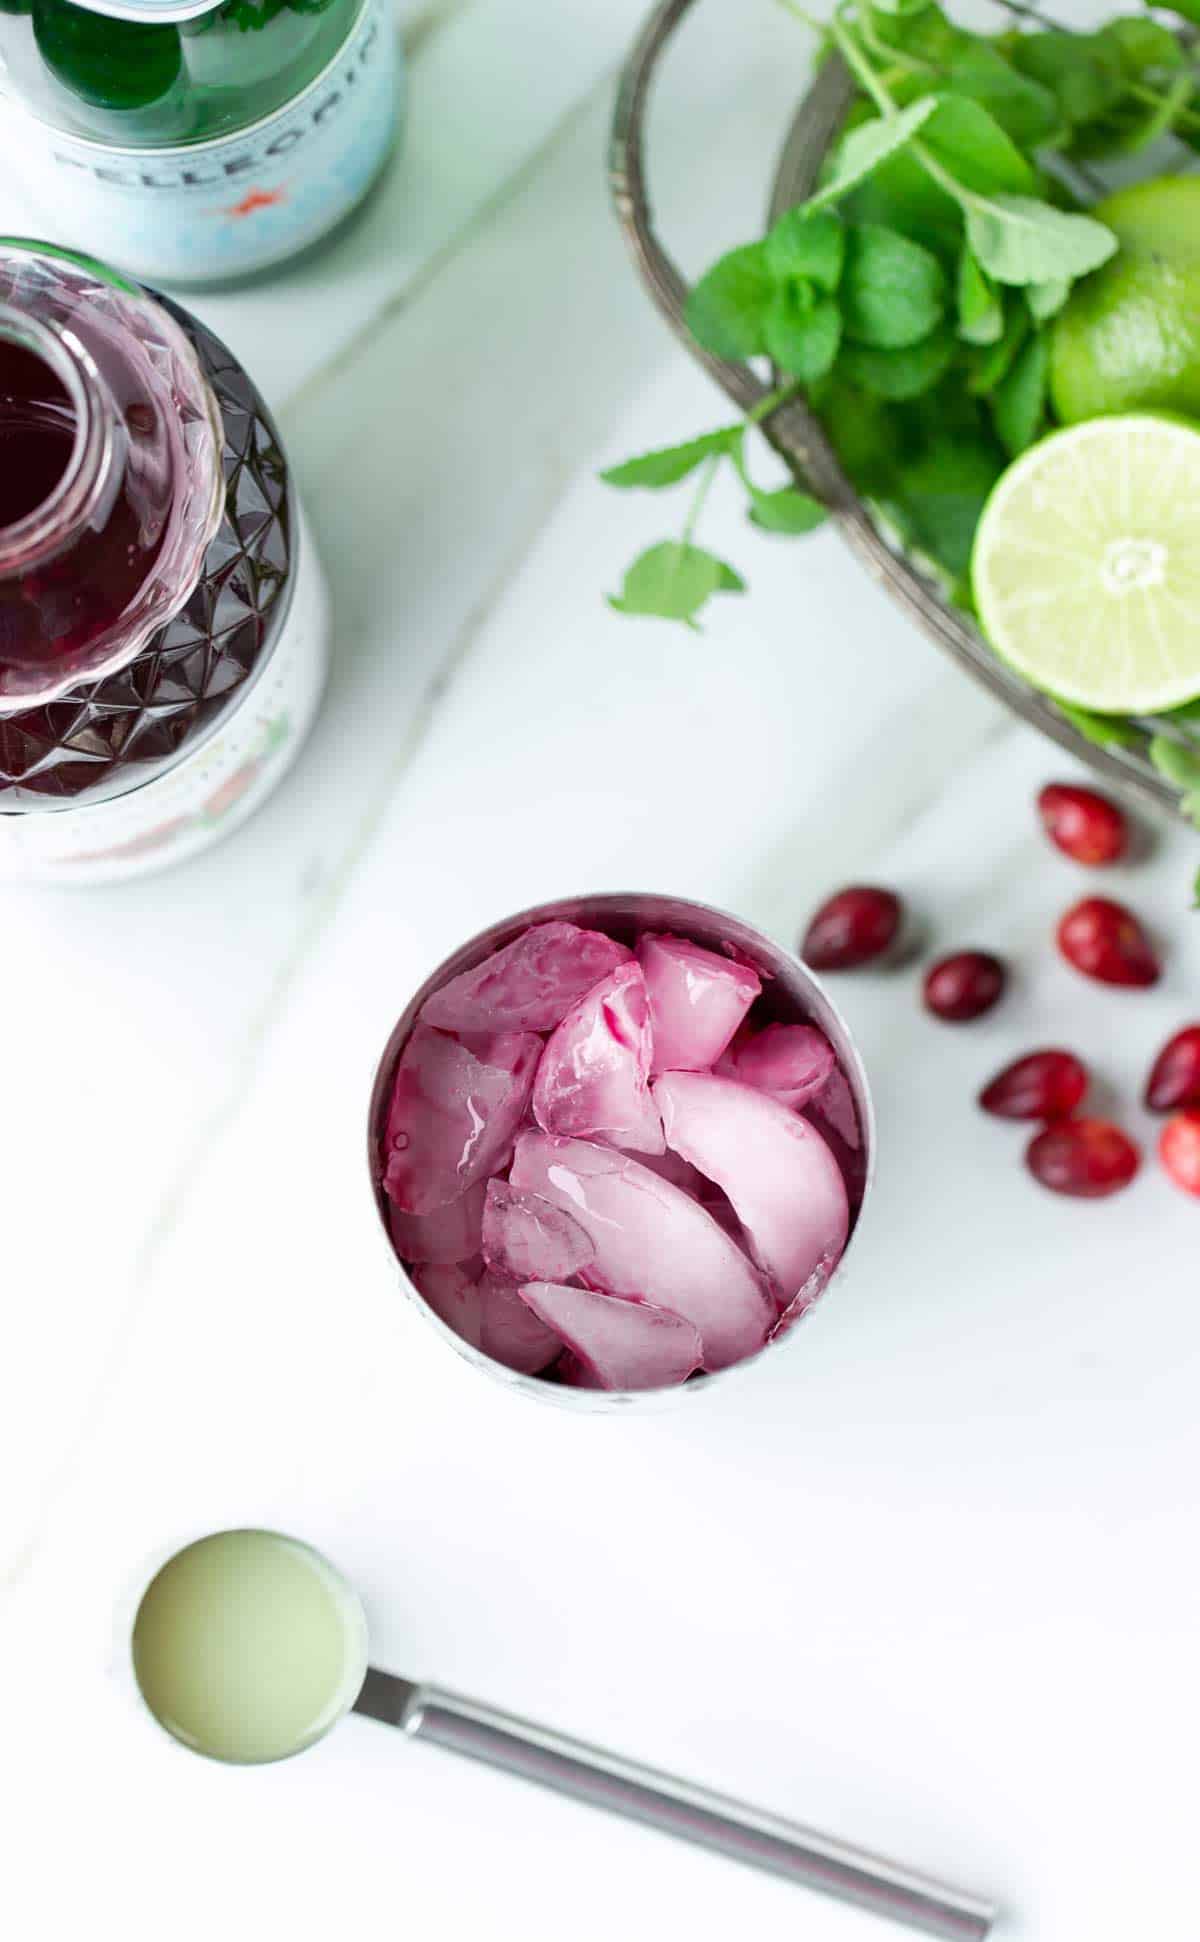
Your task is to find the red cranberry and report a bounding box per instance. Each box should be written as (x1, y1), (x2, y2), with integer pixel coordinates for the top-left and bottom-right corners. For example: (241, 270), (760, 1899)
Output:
(1056, 897), (1159, 987)
(1144, 1025), (1200, 1113)
(1025, 1118), (1140, 1198)
(1037, 782), (1128, 865)
(979, 1049), (1088, 1121)
(923, 951), (1006, 1022)
(801, 886), (902, 971)
(1160, 1111), (1200, 1197)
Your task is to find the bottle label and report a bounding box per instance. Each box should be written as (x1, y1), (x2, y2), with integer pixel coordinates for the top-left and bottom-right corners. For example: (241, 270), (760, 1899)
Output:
(0, 0), (399, 284)
(0, 505), (331, 885)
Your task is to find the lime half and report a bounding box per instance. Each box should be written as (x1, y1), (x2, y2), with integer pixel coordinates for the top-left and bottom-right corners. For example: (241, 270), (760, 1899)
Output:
(972, 415), (1200, 716)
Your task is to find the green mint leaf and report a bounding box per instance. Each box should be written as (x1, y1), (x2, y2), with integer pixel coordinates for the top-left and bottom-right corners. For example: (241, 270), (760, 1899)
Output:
(764, 208), (845, 291)
(1026, 276), (1071, 323)
(967, 299), (1028, 394)
(944, 45), (1064, 149)
(1149, 735), (1200, 827)
(921, 93), (1038, 198)
(991, 332), (1048, 456)
(601, 427), (741, 490)
(1165, 698), (1200, 724)
(764, 289), (842, 381)
(808, 97), (940, 213)
(965, 196), (1117, 287)
(838, 325), (956, 400)
(892, 433), (1003, 582)
(840, 224), (946, 349)
(607, 542), (745, 629)
(1010, 30), (1124, 126)
(1054, 700), (1140, 748)
(685, 244), (772, 359)
(747, 485), (827, 535)
(1098, 17), (1184, 76)
(956, 246), (1003, 345)
(868, 0), (932, 15)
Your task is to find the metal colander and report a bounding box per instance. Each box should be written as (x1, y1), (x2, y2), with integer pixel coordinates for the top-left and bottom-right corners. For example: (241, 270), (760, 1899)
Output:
(610, 0), (1200, 821)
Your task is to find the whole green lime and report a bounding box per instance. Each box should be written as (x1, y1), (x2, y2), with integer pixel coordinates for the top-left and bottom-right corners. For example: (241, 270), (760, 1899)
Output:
(1050, 177), (1200, 423)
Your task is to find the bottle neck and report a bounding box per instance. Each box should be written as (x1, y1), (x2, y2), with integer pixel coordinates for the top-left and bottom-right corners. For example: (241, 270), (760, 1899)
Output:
(0, 304), (124, 581)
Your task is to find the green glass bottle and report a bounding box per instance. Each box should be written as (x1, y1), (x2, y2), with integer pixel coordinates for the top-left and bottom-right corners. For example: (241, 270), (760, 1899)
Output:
(0, 0), (400, 283)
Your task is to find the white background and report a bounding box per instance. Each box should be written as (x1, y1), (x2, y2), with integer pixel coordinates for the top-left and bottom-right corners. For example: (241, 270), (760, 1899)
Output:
(2, 2), (1198, 1938)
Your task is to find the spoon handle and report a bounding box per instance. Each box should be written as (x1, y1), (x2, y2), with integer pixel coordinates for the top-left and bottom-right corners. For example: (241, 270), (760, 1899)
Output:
(353, 1669), (995, 1940)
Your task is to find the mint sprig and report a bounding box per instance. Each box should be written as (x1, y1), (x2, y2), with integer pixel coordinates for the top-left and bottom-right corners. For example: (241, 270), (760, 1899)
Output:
(602, 0), (1199, 647)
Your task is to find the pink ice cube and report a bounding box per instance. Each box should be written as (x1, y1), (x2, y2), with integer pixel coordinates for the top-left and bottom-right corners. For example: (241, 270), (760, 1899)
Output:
(421, 922), (633, 1033)
(653, 1072), (849, 1305)
(477, 1267), (563, 1374)
(410, 1262), (484, 1350)
(637, 933), (761, 1073)
(717, 1022), (836, 1110)
(388, 1183), (486, 1264)
(532, 961), (664, 1154)
(481, 1179), (595, 1283)
(410, 1261), (560, 1374)
(509, 1132), (773, 1372)
(382, 1024), (539, 1215)
(518, 1282), (702, 1392)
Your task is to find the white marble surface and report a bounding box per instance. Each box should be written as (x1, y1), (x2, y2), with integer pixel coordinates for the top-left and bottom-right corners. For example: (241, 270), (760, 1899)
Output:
(3, 4), (1199, 1939)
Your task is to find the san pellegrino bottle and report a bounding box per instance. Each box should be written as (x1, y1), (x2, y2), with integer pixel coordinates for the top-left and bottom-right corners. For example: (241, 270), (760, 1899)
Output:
(0, 240), (330, 882)
(0, 0), (400, 284)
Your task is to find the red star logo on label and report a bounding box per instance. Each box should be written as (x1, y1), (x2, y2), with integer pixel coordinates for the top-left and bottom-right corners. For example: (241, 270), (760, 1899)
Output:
(226, 188), (286, 218)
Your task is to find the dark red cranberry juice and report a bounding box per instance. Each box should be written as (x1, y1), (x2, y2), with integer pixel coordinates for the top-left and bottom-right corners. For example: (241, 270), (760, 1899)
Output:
(0, 343), (74, 527)
(0, 339), (166, 676)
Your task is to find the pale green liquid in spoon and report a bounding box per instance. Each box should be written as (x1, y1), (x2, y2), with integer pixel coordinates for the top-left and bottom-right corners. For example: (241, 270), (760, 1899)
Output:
(132, 1530), (367, 1765)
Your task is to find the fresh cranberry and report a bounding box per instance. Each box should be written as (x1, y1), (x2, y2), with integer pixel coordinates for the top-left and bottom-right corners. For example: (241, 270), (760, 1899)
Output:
(1144, 1025), (1200, 1113)
(979, 1049), (1088, 1121)
(1056, 897), (1159, 987)
(1025, 1118), (1140, 1198)
(1160, 1111), (1200, 1197)
(923, 951), (1006, 1022)
(1037, 782), (1128, 865)
(801, 886), (902, 971)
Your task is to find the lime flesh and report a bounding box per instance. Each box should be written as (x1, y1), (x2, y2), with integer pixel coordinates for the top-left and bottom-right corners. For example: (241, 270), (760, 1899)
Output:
(1051, 178), (1200, 424)
(972, 415), (1200, 715)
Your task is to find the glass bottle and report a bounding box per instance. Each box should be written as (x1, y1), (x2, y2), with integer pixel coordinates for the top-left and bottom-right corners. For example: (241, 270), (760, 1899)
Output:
(0, 240), (330, 882)
(0, 0), (400, 285)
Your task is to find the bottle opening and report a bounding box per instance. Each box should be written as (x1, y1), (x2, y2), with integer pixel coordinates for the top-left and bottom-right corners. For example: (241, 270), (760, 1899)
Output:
(0, 338), (78, 534)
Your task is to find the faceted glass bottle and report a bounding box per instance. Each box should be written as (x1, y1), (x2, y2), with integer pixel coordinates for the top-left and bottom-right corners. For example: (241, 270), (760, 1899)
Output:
(0, 0), (400, 284)
(0, 241), (330, 882)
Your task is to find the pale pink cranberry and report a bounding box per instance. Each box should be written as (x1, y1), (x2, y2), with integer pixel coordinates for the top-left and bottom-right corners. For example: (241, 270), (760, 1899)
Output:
(1159, 1112), (1200, 1198)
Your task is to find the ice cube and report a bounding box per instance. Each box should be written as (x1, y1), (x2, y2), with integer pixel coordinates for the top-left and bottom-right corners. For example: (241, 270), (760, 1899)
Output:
(717, 1022), (836, 1110)
(382, 1024), (539, 1215)
(477, 1268), (563, 1375)
(388, 1183), (486, 1264)
(410, 1262), (484, 1350)
(421, 922), (633, 1032)
(510, 1132), (772, 1372)
(410, 1260), (560, 1374)
(519, 1282), (702, 1392)
(637, 933), (760, 1073)
(532, 961), (664, 1154)
(481, 1179), (595, 1283)
(654, 1071), (848, 1305)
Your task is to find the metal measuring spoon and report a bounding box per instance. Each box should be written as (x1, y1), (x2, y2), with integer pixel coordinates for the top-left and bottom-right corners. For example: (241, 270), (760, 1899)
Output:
(130, 1529), (996, 1941)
